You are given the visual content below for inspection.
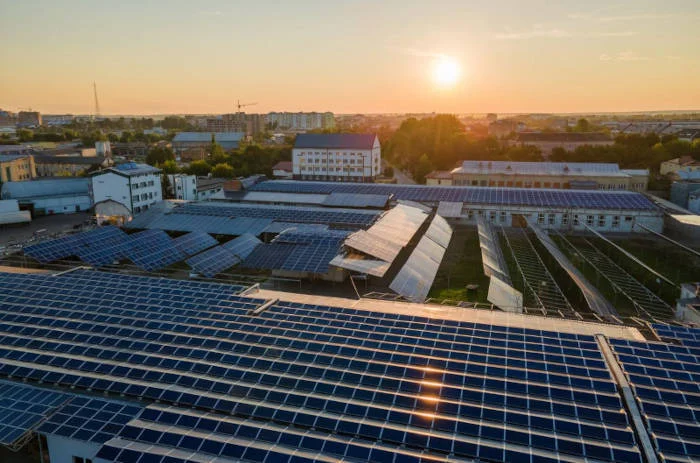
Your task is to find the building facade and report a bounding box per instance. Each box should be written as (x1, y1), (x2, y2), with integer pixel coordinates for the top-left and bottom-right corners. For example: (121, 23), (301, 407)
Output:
(206, 113), (265, 136)
(90, 163), (162, 214)
(34, 155), (104, 177)
(292, 133), (381, 182)
(660, 156), (700, 177)
(172, 132), (244, 155)
(0, 154), (36, 182)
(0, 177), (91, 216)
(448, 161), (648, 191)
(267, 112), (335, 131)
(516, 132), (613, 157)
(17, 111), (42, 128)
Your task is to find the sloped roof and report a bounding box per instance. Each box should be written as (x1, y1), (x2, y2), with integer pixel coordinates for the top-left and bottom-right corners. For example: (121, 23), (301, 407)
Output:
(294, 133), (377, 150)
(272, 161), (293, 171)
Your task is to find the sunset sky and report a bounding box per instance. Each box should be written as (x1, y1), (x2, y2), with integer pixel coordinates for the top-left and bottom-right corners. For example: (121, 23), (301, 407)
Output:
(1, 0), (699, 115)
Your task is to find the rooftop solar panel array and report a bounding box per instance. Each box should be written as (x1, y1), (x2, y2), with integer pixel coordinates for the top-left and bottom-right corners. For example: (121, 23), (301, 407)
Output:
(0, 380), (69, 446)
(23, 226), (130, 266)
(173, 231), (218, 257)
(37, 396), (143, 444)
(127, 213), (274, 236)
(652, 324), (700, 349)
(124, 229), (186, 272)
(186, 234), (262, 278)
(251, 180), (658, 210)
(321, 192), (391, 208)
(608, 338), (700, 462)
(0, 270), (649, 462)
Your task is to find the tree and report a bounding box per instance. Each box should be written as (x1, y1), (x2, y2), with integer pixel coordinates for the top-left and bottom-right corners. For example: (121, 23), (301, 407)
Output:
(159, 160), (180, 174)
(186, 160), (211, 176)
(146, 146), (175, 166)
(383, 166), (394, 177)
(414, 154), (434, 184)
(211, 163), (235, 178)
(573, 118), (590, 132)
(17, 129), (33, 142)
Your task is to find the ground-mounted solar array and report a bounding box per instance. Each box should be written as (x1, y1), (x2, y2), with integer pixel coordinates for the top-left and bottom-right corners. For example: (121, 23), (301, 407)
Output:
(173, 231), (219, 256)
(609, 337), (700, 463)
(250, 180), (658, 210)
(0, 269), (677, 462)
(653, 324), (700, 348)
(125, 229), (186, 272)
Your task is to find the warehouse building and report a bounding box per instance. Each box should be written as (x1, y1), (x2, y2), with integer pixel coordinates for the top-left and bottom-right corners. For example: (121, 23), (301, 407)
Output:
(0, 177), (91, 215)
(442, 161), (648, 191)
(249, 180), (664, 233)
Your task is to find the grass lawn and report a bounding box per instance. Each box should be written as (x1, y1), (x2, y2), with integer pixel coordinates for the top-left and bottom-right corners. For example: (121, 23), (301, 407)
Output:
(429, 227), (490, 303)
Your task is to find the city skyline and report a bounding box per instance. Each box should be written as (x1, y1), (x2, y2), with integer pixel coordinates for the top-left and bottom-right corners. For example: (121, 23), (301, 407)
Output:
(1, 0), (699, 115)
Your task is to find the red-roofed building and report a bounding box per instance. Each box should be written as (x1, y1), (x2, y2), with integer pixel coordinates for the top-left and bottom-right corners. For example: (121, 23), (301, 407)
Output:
(272, 161), (293, 179)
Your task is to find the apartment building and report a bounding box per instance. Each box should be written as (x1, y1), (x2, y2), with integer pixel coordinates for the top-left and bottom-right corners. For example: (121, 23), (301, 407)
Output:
(267, 112), (335, 131)
(90, 162), (162, 214)
(0, 154), (36, 182)
(293, 133), (380, 182)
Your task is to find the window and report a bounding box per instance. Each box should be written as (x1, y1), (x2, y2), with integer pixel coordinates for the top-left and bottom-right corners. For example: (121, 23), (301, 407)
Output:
(562, 214), (569, 226)
(548, 214), (555, 225)
(586, 215), (594, 226)
(489, 211), (496, 222)
(624, 216), (633, 222)
(537, 213), (545, 225)
(73, 457), (93, 463)
(612, 216), (620, 228)
(467, 210), (474, 220)
(500, 211), (506, 223)
(598, 215), (605, 227)
(573, 214), (579, 226)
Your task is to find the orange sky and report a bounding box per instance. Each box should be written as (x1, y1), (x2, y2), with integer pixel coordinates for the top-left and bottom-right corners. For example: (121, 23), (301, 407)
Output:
(1, 0), (699, 115)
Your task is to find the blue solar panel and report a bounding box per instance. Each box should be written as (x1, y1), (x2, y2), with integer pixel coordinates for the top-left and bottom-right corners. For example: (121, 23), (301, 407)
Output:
(186, 234), (261, 277)
(251, 180), (658, 210)
(0, 271), (662, 463)
(23, 226), (130, 266)
(241, 243), (297, 270)
(37, 396), (142, 444)
(123, 229), (185, 271)
(0, 380), (69, 445)
(173, 231), (218, 256)
(653, 324), (700, 348)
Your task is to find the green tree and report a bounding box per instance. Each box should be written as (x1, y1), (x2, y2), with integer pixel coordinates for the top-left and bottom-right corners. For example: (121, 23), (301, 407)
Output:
(573, 118), (590, 132)
(211, 163), (235, 178)
(186, 160), (211, 176)
(145, 146), (175, 166)
(17, 129), (33, 142)
(159, 160), (180, 174)
(414, 154), (434, 184)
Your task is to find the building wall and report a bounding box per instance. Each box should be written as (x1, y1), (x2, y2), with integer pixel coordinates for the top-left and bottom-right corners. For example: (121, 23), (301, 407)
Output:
(292, 138), (381, 182)
(36, 161), (94, 177)
(45, 434), (101, 463)
(441, 204), (663, 233)
(91, 171), (162, 214)
(197, 186), (223, 201)
(267, 112), (335, 131)
(426, 178), (453, 186)
(168, 174), (197, 200)
(32, 195), (92, 215)
(451, 173), (641, 191)
(0, 156), (36, 182)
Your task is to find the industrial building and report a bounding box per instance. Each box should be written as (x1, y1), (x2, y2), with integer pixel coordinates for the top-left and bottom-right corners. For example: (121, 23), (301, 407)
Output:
(249, 180), (664, 233)
(90, 163), (162, 214)
(0, 177), (91, 215)
(515, 132), (613, 156)
(0, 153), (36, 183)
(171, 132), (245, 155)
(292, 133), (381, 182)
(438, 161), (648, 192)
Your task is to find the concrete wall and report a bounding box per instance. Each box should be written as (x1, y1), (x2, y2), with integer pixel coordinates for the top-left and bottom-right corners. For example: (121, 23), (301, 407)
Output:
(45, 434), (101, 463)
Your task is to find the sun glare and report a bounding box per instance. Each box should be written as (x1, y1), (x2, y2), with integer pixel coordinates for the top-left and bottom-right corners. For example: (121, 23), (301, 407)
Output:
(433, 56), (460, 87)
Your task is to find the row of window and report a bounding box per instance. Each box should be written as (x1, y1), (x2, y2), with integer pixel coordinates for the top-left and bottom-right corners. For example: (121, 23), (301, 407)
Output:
(132, 180), (156, 189)
(132, 191), (158, 203)
(301, 167), (370, 173)
(465, 209), (634, 228)
(299, 158), (377, 165)
(454, 179), (633, 191)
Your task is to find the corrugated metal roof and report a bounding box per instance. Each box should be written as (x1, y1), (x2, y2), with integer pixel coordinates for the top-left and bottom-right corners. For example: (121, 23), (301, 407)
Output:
(1, 178), (89, 199)
(452, 161), (626, 176)
(0, 154), (31, 162)
(294, 133), (377, 150)
(241, 191), (328, 205)
(93, 162), (160, 177)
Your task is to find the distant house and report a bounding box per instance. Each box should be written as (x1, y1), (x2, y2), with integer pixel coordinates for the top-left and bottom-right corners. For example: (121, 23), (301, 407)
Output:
(677, 130), (700, 143)
(292, 133), (381, 182)
(272, 161), (293, 179)
(172, 132), (244, 155)
(0, 153), (36, 182)
(91, 162), (162, 214)
(660, 156), (700, 177)
(516, 132), (613, 157)
(425, 170), (453, 186)
(34, 155), (105, 177)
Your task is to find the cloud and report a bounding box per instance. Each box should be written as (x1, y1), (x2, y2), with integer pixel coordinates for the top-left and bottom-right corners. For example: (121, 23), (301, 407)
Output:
(588, 31), (638, 37)
(494, 27), (571, 40)
(600, 51), (651, 62)
(597, 13), (675, 22)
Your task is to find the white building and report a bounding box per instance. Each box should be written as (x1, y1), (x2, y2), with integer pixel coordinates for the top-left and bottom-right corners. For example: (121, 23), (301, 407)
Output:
(1, 178), (91, 216)
(267, 112), (335, 131)
(90, 162), (162, 214)
(293, 133), (381, 182)
(167, 174), (225, 201)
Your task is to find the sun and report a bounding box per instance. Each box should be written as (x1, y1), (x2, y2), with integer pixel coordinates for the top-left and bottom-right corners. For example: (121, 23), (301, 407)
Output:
(432, 57), (460, 87)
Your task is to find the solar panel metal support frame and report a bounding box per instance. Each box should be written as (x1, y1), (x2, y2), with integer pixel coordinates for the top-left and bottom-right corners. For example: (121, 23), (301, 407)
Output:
(554, 232), (674, 321)
(500, 227), (577, 318)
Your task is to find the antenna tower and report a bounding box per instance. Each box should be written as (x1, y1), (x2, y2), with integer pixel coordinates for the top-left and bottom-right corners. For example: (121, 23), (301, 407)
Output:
(93, 82), (101, 118)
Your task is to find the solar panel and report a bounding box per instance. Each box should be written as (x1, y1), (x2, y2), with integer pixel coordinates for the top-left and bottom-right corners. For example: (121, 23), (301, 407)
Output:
(0, 380), (69, 446)
(173, 231), (218, 256)
(38, 396), (142, 444)
(221, 233), (261, 260)
(241, 243), (298, 270)
(251, 180), (658, 210)
(322, 192), (390, 208)
(0, 270), (663, 463)
(652, 324), (700, 348)
(124, 229), (185, 271)
(23, 226), (130, 266)
(186, 234), (261, 277)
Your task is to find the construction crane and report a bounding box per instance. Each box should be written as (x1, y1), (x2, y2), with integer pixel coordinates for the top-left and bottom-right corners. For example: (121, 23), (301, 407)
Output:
(93, 82), (101, 118)
(236, 100), (257, 112)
